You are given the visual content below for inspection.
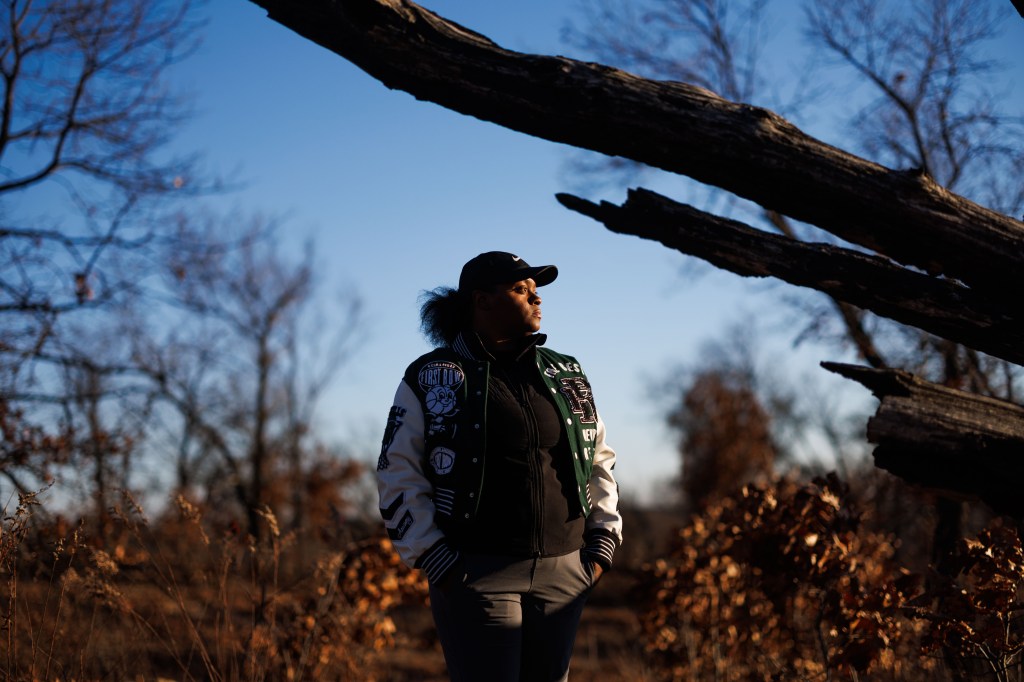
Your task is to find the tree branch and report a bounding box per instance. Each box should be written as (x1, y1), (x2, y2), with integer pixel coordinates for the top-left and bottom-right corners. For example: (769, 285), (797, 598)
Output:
(557, 188), (1024, 366)
(823, 362), (1024, 518)
(250, 0), (1024, 297)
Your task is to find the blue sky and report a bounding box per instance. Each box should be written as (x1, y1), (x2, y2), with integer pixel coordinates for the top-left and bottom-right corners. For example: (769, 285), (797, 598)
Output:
(166, 1), (1024, 502)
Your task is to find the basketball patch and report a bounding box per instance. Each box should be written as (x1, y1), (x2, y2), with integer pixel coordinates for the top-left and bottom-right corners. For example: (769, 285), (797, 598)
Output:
(418, 361), (464, 437)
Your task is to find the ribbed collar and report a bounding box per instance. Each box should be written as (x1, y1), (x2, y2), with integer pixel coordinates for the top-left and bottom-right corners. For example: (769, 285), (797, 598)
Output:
(451, 331), (546, 362)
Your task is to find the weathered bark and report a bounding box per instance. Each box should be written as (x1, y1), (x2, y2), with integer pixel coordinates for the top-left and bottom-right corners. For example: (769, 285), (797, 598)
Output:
(250, 0), (1024, 297)
(250, 0), (1024, 514)
(823, 362), (1024, 518)
(558, 189), (1024, 367)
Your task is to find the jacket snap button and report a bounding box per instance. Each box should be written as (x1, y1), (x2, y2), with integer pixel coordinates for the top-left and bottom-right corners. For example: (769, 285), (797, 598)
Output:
(472, 458), (478, 463)
(469, 492), (475, 498)
(464, 513), (470, 519)
(474, 423), (480, 429)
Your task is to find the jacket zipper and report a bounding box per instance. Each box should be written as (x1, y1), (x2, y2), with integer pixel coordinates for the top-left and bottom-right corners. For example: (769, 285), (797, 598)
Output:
(505, 362), (544, 555)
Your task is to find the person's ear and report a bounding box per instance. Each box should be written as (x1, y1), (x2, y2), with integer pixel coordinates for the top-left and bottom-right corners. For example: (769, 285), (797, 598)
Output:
(473, 289), (492, 311)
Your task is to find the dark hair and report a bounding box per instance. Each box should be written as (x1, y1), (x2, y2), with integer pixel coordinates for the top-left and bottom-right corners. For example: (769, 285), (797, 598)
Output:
(419, 286), (472, 347)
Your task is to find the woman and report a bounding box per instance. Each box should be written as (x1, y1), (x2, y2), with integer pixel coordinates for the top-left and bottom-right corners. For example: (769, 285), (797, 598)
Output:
(377, 251), (623, 682)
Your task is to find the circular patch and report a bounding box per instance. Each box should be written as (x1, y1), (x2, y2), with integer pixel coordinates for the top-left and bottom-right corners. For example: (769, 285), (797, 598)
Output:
(418, 361), (465, 392)
(429, 447), (456, 475)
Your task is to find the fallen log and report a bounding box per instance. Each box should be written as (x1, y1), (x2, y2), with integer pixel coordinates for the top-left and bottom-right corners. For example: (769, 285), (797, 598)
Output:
(823, 362), (1024, 518)
(557, 188), (1024, 367)
(249, 0), (1024, 296)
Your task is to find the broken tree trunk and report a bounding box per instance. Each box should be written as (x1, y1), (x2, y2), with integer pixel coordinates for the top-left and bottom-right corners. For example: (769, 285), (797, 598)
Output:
(251, 0), (1024, 298)
(251, 0), (1024, 517)
(824, 362), (1024, 518)
(556, 188), (1024, 367)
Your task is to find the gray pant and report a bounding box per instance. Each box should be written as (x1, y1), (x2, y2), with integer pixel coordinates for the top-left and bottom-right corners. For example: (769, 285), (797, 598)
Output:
(428, 550), (596, 682)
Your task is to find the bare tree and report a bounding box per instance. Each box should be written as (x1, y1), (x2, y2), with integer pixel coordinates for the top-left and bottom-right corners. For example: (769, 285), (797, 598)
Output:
(671, 367), (777, 511)
(65, 361), (142, 539)
(799, 0), (1023, 395)
(0, 1), (368, 543)
(0, 0), (207, 493)
(659, 326), (875, 511)
(807, 0), (1023, 216)
(560, 0), (773, 192)
(137, 217), (364, 541)
(0, 0), (204, 318)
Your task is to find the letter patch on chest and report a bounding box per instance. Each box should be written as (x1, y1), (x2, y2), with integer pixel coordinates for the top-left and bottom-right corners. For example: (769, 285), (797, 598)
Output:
(559, 377), (597, 424)
(418, 361), (465, 437)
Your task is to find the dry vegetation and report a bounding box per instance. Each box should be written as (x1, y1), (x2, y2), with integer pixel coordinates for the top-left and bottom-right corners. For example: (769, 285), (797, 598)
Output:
(1, 490), (428, 681)
(4, 473), (1024, 681)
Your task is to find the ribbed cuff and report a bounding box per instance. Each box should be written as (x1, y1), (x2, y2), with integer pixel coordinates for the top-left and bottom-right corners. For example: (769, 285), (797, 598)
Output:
(582, 529), (617, 570)
(415, 539), (461, 585)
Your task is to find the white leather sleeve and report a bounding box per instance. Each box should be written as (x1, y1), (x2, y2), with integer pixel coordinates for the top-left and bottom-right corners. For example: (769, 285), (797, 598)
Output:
(376, 379), (445, 569)
(586, 412), (623, 546)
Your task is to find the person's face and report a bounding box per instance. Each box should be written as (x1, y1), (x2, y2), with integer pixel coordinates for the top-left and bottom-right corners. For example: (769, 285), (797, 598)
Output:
(475, 278), (542, 340)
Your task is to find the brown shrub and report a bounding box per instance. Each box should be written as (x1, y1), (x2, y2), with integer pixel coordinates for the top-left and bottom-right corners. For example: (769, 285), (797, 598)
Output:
(634, 474), (931, 680)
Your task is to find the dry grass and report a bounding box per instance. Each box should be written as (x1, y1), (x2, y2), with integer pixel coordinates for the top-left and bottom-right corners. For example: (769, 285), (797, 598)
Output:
(1, 491), (429, 681)
(7, 483), (1019, 681)
(0, 488), (657, 681)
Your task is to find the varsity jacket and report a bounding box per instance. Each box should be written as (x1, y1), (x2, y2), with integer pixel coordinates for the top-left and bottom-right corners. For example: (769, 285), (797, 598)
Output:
(377, 331), (622, 584)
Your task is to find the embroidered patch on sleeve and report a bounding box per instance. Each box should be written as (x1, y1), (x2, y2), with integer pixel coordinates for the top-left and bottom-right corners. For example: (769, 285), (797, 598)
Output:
(378, 405), (406, 471)
(386, 510), (414, 541)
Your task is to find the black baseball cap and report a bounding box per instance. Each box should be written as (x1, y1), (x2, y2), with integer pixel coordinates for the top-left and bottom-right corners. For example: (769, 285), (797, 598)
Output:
(458, 251), (558, 292)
